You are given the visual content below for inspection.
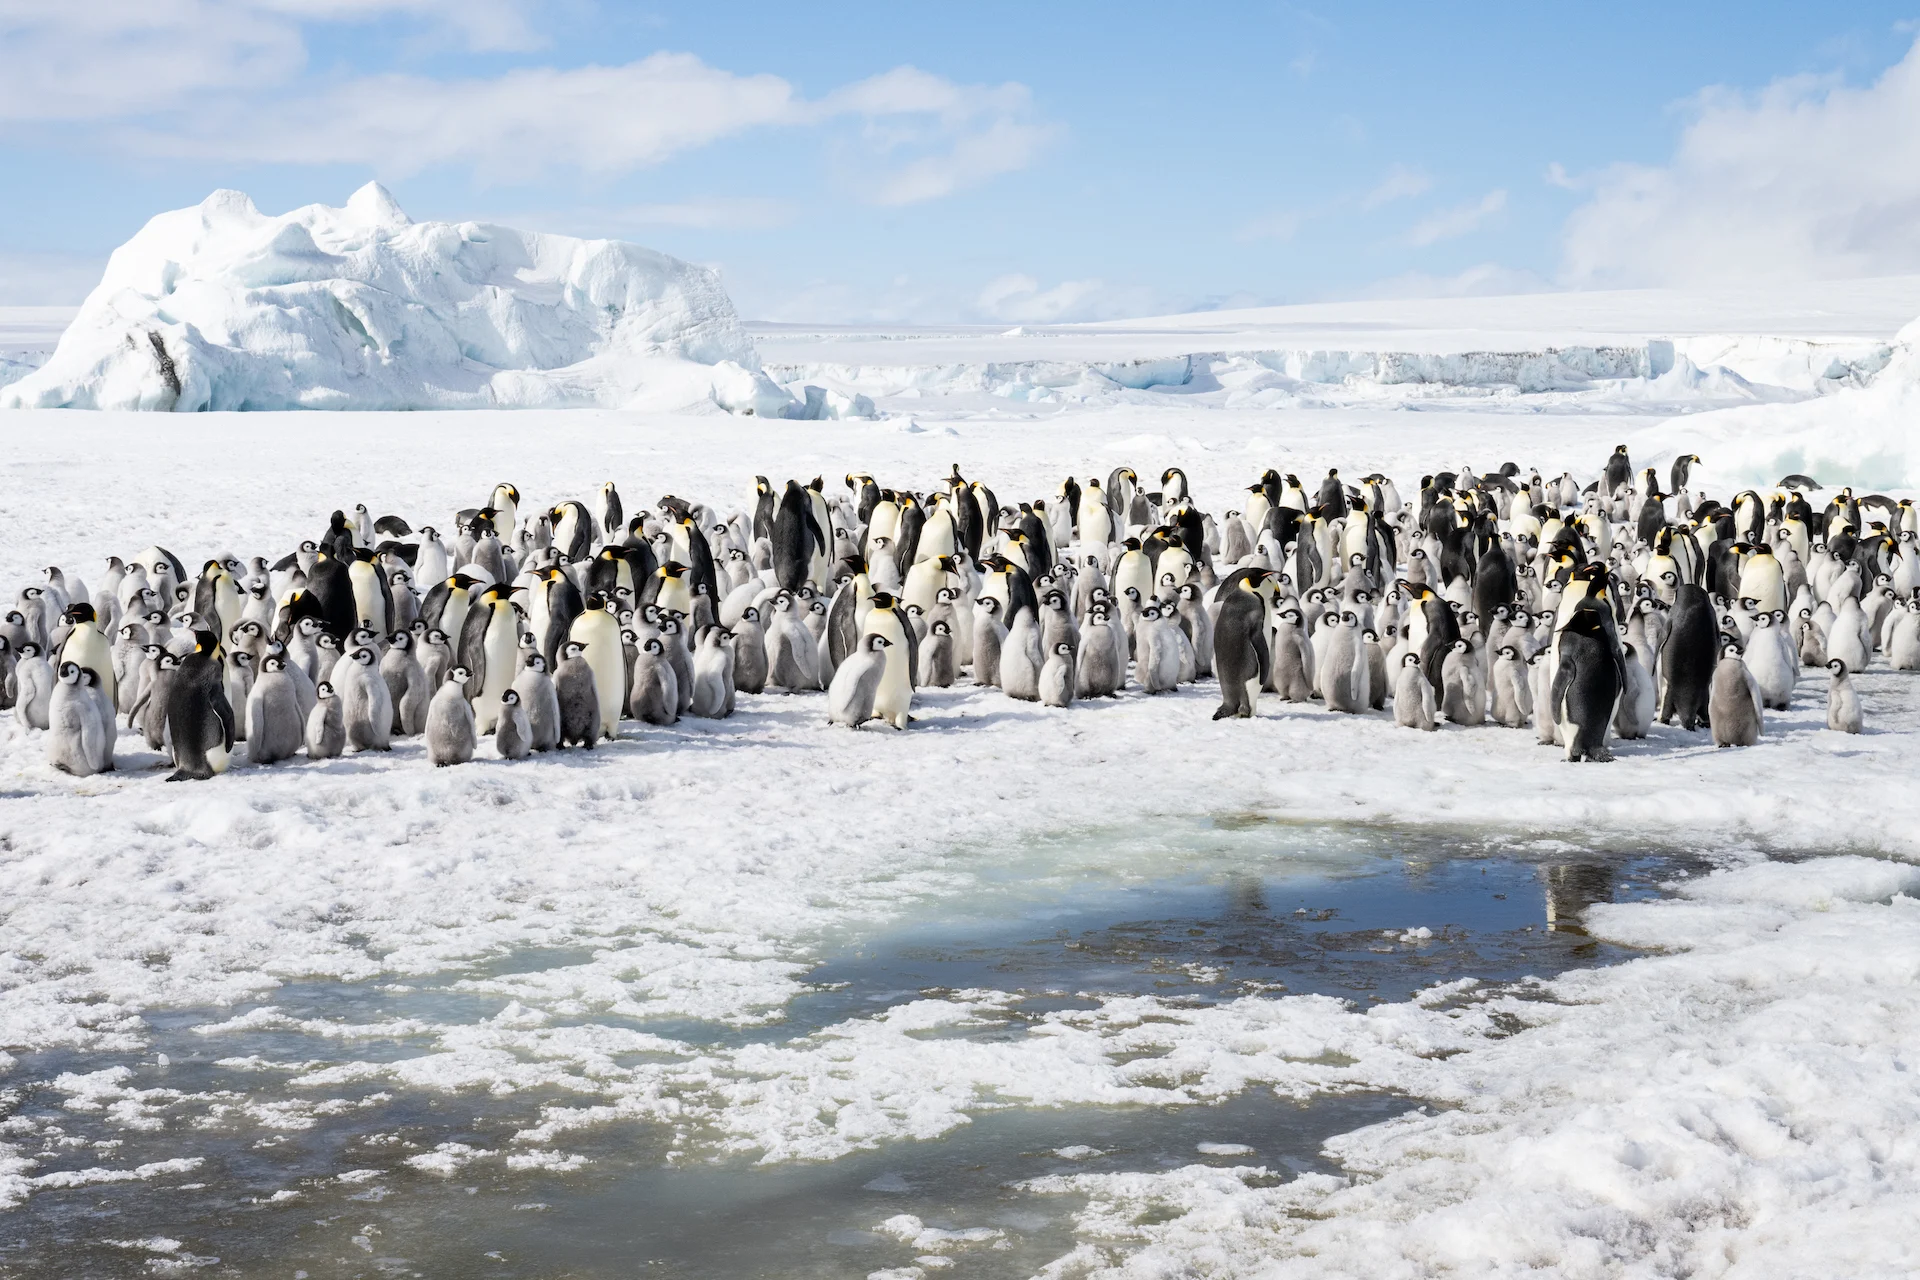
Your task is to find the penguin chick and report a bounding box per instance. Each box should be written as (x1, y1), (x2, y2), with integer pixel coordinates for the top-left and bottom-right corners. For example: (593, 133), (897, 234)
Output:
(1392, 651), (1436, 731)
(919, 618), (957, 688)
(628, 637), (679, 726)
(1039, 639), (1076, 707)
(828, 633), (888, 728)
(246, 654), (304, 765)
(1825, 657), (1862, 734)
(554, 641), (602, 748)
(306, 681), (346, 760)
(47, 663), (114, 776)
(511, 652), (562, 750)
(1709, 645), (1764, 748)
(426, 666), (477, 765)
(495, 687), (532, 759)
(688, 627), (736, 719)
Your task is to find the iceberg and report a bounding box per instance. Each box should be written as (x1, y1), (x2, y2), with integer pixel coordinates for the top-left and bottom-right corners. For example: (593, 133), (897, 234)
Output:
(0, 183), (798, 416)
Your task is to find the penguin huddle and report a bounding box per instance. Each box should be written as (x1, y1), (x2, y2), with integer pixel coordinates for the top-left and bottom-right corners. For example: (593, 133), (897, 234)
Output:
(1, 455), (1911, 779)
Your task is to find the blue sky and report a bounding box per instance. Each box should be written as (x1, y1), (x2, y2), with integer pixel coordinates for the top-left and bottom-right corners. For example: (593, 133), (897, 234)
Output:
(3, 2), (1919, 321)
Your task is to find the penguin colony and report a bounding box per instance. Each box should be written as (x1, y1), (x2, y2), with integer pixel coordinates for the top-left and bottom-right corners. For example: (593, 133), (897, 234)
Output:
(3, 449), (1912, 780)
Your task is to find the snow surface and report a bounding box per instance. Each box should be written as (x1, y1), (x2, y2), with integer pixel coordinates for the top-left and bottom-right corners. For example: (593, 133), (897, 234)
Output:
(0, 186), (798, 416)
(3, 310), (1920, 1272)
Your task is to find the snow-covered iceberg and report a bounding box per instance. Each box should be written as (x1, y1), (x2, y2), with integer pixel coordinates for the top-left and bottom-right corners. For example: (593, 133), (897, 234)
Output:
(0, 183), (799, 416)
(1633, 314), (1920, 490)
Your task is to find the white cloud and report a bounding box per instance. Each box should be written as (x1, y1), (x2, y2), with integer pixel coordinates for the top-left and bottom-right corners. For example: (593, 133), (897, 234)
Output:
(5, 13), (1053, 205)
(1544, 161), (1578, 190)
(1362, 164), (1432, 211)
(127, 54), (801, 179)
(0, 1), (541, 122)
(1406, 188), (1508, 246)
(1561, 36), (1920, 286)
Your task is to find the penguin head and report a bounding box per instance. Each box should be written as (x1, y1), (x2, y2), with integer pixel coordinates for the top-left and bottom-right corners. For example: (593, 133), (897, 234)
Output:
(193, 629), (222, 657)
(316, 681), (336, 699)
(428, 628), (449, 646)
(1401, 652), (1420, 668)
(501, 688), (521, 707)
(866, 634), (891, 652)
(62, 602), (96, 625)
(869, 591), (897, 610)
(524, 652), (548, 672)
(57, 661), (80, 685)
(1828, 657), (1850, 676)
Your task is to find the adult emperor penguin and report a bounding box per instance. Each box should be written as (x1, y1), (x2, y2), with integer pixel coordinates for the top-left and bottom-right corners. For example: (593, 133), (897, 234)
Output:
(1551, 601), (1625, 762)
(859, 592), (915, 729)
(57, 603), (116, 711)
(192, 559), (244, 643)
(1212, 568), (1274, 719)
(164, 630), (236, 781)
(459, 583), (523, 733)
(1669, 453), (1700, 494)
(773, 481), (818, 591)
(566, 593), (626, 739)
(1658, 583), (1717, 731)
(1603, 445), (1632, 497)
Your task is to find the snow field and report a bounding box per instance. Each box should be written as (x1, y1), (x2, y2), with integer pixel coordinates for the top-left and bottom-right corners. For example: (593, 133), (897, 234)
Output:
(0, 401), (1917, 1275)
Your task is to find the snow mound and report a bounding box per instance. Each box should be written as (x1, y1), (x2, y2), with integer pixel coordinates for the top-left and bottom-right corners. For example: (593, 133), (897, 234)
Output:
(0, 184), (801, 416)
(1633, 321), (1920, 491)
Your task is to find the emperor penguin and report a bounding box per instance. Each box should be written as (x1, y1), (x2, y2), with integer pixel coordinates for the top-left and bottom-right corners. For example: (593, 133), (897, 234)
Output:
(1077, 607), (1126, 697)
(1613, 643), (1655, 739)
(920, 618), (958, 688)
(381, 630), (431, 735)
(1393, 651), (1437, 730)
(57, 603), (116, 712)
(1135, 603), (1182, 695)
(47, 663), (114, 776)
(731, 605), (769, 693)
(1212, 569), (1274, 719)
(688, 628), (737, 719)
(859, 592), (915, 728)
(335, 646), (393, 753)
(426, 666), (477, 765)
(827, 634), (889, 728)
(460, 583), (524, 733)
(1489, 644), (1531, 728)
(566, 594), (626, 739)
(511, 652), (562, 750)
(246, 654), (305, 765)
(1552, 602), (1624, 762)
(345, 550), (390, 635)
(1825, 657), (1862, 733)
(1040, 640), (1076, 707)
(628, 637), (679, 726)
(165, 631), (236, 781)
(1439, 638), (1481, 725)
(495, 687), (533, 759)
(1659, 584), (1717, 731)
(1709, 644), (1765, 747)
(306, 681), (345, 760)
(554, 641), (603, 748)
(765, 591), (821, 692)
(12, 642), (53, 730)
(972, 594), (1007, 687)
(1000, 605), (1045, 701)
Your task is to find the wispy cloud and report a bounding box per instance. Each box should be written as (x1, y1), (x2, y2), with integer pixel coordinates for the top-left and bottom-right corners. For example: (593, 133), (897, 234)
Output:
(0, 11), (1054, 205)
(1562, 35), (1920, 285)
(1406, 188), (1508, 245)
(1361, 164), (1432, 211)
